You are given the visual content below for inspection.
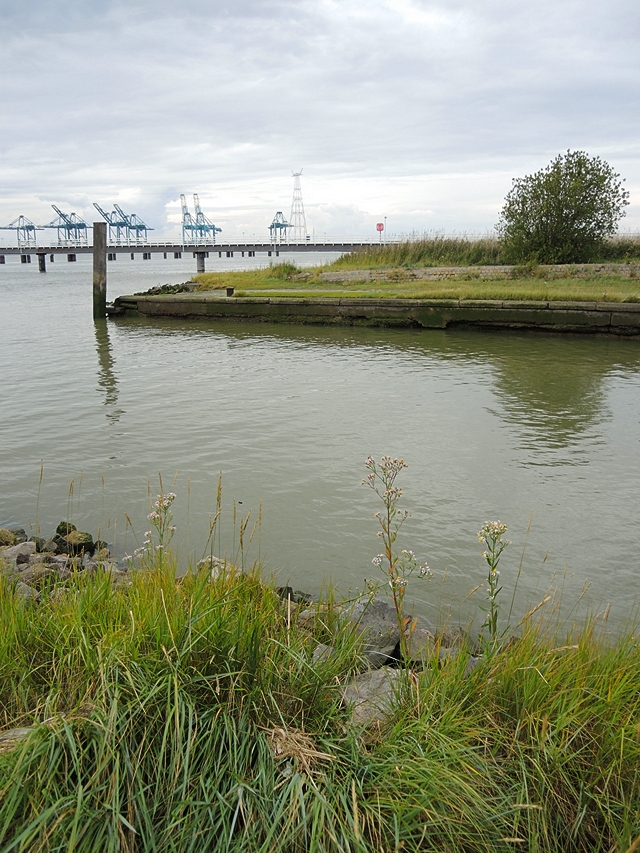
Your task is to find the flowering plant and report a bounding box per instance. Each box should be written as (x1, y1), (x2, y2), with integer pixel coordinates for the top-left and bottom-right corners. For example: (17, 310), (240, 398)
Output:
(126, 491), (177, 570)
(364, 456), (432, 662)
(478, 520), (509, 652)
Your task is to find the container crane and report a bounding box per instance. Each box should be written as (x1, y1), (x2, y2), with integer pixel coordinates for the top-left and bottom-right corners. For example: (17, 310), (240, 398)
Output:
(0, 216), (41, 247)
(269, 211), (289, 243)
(192, 194), (222, 245)
(93, 204), (129, 245)
(43, 205), (88, 246)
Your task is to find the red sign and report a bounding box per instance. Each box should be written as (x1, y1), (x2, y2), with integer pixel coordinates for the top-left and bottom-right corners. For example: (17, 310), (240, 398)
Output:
(376, 222), (384, 232)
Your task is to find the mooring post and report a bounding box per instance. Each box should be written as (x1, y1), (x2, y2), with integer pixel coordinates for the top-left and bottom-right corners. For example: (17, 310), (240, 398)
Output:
(196, 252), (206, 274)
(37, 252), (46, 273)
(93, 221), (107, 319)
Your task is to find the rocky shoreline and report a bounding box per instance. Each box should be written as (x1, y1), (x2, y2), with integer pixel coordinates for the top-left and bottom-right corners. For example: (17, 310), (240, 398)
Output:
(0, 521), (130, 602)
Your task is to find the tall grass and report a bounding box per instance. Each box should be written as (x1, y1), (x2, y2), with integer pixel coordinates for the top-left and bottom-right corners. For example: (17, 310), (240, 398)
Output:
(331, 234), (640, 269)
(1, 562), (639, 851)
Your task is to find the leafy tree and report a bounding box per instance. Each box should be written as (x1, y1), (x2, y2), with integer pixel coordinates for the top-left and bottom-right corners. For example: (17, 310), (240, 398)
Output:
(496, 150), (630, 263)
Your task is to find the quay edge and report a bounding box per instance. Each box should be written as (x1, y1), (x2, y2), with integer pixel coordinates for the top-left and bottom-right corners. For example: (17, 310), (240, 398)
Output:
(109, 293), (640, 335)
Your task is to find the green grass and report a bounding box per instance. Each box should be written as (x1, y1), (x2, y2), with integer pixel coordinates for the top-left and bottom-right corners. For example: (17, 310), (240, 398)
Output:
(195, 267), (640, 303)
(1, 560), (639, 852)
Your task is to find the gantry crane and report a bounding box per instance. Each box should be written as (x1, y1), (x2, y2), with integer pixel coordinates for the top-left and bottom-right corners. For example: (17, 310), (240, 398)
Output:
(93, 203), (152, 244)
(0, 215), (41, 247)
(269, 211), (289, 243)
(180, 194), (221, 245)
(42, 205), (88, 246)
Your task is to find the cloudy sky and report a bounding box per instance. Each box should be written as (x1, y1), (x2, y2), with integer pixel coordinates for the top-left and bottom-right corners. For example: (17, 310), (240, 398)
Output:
(1, 0), (638, 241)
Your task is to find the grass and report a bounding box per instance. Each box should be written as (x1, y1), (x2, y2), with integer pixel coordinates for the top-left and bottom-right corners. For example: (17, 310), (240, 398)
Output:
(195, 268), (640, 303)
(1, 557), (639, 851)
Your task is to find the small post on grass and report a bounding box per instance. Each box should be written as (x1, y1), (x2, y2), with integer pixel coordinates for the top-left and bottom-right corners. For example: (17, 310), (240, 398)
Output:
(93, 221), (107, 319)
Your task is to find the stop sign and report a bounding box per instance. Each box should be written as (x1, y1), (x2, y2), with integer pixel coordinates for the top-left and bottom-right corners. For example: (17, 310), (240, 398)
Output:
(376, 222), (384, 232)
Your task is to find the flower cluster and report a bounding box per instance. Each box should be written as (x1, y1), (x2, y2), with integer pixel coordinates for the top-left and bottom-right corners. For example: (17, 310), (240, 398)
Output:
(127, 491), (177, 568)
(478, 520), (510, 651)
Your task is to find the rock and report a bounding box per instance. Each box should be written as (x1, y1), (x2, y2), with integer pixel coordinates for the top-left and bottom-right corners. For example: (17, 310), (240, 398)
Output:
(438, 625), (478, 654)
(51, 534), (68, 554)
(64, 530), (95, 557)
(0, 541), (36, 571)
(197, 555), (229, 580)
(342, 667), (403, 725)
(464, 656), (481, 677)
(56, 521), (77, 537)
(43, 538), (61, 554)
(94, 540), (109, 552)
(276, 586), (316, 604)
(94, 548), (110, 561)
(28, 536), (47, 553)
(312, 643), (334, 665)
(14, 581), (39, 601)
(0, 727), (35, 751)
(0, 528), (16, 547)
(405, 627), (436, 663)
(16, 552), (31, 566)
(8, 528), (27, 544)
(339, 599), (400, 668)
(17, 563), (62, 586)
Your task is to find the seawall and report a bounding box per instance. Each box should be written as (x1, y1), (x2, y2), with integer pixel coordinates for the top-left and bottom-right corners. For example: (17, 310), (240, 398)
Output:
(111, 293), (640, 335)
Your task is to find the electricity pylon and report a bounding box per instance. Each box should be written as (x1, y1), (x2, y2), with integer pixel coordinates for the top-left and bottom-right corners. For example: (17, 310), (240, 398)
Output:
(289, 171), (308, 242)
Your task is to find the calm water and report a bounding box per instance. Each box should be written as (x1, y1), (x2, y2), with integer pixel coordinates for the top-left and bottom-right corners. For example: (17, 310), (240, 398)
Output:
(2, 252), (640, 626)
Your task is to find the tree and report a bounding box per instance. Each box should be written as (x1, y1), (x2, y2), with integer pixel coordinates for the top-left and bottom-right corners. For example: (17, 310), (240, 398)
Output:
(496, 150), (630, 264)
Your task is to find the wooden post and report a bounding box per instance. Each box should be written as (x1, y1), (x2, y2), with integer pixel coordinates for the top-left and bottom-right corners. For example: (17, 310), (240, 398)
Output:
(93, 222), (107, 318)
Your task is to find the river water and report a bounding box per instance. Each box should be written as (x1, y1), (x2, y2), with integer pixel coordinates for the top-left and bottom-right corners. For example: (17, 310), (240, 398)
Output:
(1, 252), (640, 627)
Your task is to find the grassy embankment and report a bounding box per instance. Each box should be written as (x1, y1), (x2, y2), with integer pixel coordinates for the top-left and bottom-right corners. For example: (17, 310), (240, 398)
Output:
(194, 236), (640, 303)
(1, 555), (639, 851)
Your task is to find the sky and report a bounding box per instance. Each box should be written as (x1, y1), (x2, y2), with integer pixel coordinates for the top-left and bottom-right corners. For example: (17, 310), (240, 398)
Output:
(0, 0), (639, 242)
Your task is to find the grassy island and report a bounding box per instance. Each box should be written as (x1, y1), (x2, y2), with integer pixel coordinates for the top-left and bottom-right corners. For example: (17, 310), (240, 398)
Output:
(1, 556), (639, 852)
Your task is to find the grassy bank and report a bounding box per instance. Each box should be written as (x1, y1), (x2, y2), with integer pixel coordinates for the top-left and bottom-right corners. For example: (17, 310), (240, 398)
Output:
(1, 559), (639, 852)
(330, 235), (640, 269)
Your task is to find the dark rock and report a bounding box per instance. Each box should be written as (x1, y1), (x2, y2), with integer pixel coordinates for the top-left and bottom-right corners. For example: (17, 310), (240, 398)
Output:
(339, 599), (401, 668)
(52, 534), (68, 553)
(56, 521), (77, 537)
(276, 586), (315, 604)
(438, 625), (479, 655)
(8, 528), (27, 544)
(28, 536), (47, 553)
(16, 552), (31, 566)
(94, 540), (109, 552)
(0, 528), (17, 547)
(342, 667), (403, 725)
(64, 530), (95, 556)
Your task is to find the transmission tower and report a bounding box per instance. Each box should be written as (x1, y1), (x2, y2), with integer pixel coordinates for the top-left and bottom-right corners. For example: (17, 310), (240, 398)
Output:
(269, 211), (289, 243)
(43, 205), (88, 246)
(0, 215), (41, 247)
(289, 170), (308, 242)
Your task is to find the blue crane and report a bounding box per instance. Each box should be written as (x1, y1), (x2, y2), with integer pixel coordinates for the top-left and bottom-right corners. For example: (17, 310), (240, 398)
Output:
(192, 194), (222, 245)
(180, 194), (221, 245)
(43, 205), (88, 246)
(269, 211), (289, 243)
(93, 203), (152, 244)
(0, 215), (42, 247)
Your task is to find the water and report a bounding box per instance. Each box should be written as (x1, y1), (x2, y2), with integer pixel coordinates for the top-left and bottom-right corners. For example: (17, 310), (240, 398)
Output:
(2, 252), (640, 626)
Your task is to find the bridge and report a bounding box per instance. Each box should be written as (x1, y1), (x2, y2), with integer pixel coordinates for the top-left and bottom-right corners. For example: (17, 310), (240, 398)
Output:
(0, 239), (382, 273)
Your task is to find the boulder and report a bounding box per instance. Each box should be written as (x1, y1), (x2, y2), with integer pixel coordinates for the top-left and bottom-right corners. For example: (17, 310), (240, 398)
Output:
(342, 667), (403, 726)
(405, 627), (436, 663)
(14, 581), (39, 601)
(0, 541), (36, 572)
(0, 528), (16, 547)
(64, 530), (95, 557)
(56, 521), (77, 537)
(8, 528), (27, 544)
(311, 643), (334, 665)
(43, 538), (62, 554)
(339, 599), (400, 668)
(28, 536), (47, 553)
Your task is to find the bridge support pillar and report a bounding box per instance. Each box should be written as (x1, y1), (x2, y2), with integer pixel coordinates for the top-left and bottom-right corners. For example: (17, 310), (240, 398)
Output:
(37, 253), (46, 273)
(93, 221), (107, 319)
(196, 252), (206, 273)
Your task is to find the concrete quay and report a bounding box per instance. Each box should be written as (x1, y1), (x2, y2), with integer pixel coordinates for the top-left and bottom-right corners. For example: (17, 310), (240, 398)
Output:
(110, 293), (640, 335)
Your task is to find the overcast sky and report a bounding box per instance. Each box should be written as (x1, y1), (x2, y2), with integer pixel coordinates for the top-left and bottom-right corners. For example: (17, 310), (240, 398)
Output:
(1, 0), (638, 241)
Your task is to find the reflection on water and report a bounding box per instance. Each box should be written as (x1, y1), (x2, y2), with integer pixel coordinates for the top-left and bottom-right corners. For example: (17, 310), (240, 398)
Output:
(94, 320), (122, 424)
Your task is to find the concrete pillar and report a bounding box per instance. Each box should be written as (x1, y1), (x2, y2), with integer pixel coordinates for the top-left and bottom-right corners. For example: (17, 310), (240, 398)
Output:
(196, 252), (206, 273)
(37, 253), (46, 273)
(93, 221), (107, 319)
(49, 254), (54, 262)
(0, 256), (5, 264)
